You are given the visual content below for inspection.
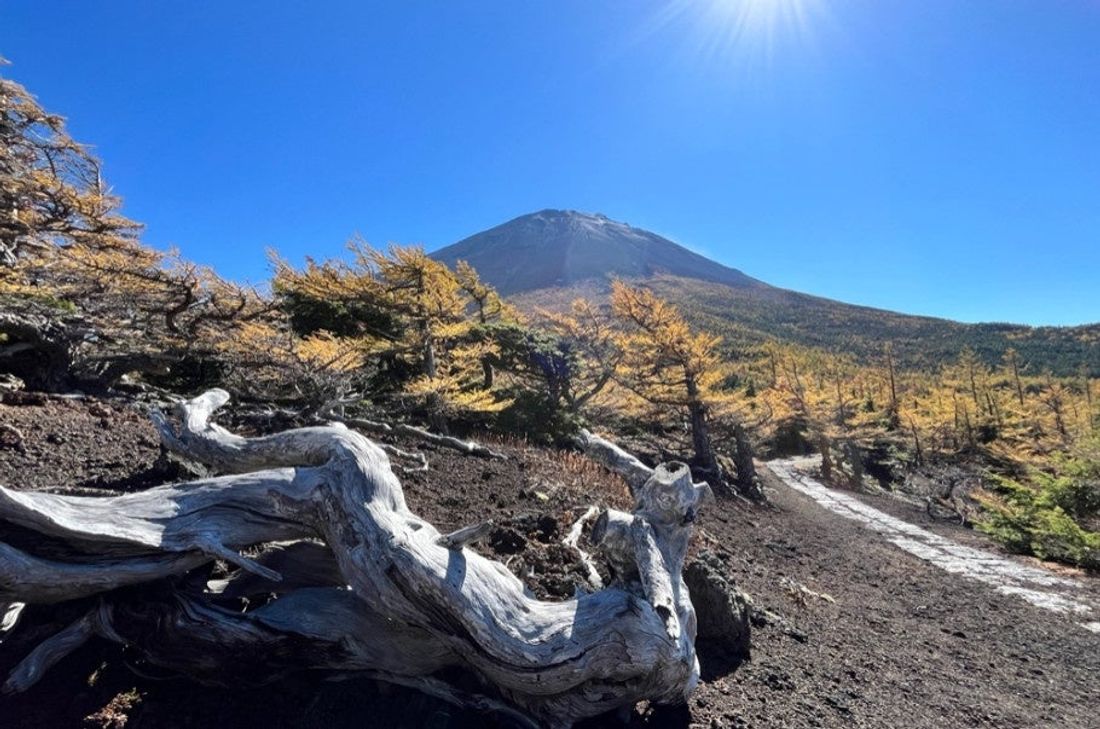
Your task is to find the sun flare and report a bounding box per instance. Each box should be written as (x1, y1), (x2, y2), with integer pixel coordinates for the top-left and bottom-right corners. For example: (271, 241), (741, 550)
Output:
(642, 0), (825, 68)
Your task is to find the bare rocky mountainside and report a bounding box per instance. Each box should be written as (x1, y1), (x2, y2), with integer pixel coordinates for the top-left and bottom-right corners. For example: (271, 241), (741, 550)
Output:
(432, 210), (1100, 375)
(433, 209), (766, 295)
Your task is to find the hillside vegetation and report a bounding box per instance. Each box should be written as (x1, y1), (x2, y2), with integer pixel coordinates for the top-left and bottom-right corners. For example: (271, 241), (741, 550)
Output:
(514, 275), (1100, 378)
(651, 276), (1099, 376)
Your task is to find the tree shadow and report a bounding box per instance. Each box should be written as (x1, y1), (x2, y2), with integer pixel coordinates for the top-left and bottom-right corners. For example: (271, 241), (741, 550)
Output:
(696, 637), (748, 681)
(76, 452), (206, 493)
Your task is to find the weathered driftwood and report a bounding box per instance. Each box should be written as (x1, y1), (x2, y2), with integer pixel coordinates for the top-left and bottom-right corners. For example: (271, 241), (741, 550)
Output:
(563, 506), (603, 590)
(576, 428), (654, 493)
(436, 520), (495, 550)
(333, 411), (507, 460)
(579, 426), (762, 504)
(0, 389), (709, 726)
(577, 429), (716, 507)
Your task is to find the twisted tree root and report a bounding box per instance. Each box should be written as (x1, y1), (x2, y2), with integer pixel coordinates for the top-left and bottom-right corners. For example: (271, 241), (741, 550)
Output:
(0, 389), (708, 726)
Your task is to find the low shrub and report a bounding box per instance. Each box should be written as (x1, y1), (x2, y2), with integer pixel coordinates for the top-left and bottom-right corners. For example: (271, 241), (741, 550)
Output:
(977, 437), (1100, 570)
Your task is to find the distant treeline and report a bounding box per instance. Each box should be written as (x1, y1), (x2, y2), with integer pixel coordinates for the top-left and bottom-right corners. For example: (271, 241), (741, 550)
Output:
(643, 276), (1100, 378)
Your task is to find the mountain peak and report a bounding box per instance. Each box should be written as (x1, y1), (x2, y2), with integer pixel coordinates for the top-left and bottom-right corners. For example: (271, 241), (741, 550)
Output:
(431, 210), (763, 295)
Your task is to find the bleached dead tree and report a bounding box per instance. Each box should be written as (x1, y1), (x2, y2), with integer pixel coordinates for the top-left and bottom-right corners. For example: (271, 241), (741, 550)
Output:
(0, 390), (710, 727)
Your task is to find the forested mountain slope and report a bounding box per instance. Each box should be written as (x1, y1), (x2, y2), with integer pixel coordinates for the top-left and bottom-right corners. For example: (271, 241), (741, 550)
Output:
(434, 210), (1100, 374)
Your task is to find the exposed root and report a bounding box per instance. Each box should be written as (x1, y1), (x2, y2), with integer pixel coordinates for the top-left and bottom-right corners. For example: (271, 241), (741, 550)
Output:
(378, 443), (430, 473)
(564, 506), (604, 590)
(0, 389), (707, 726)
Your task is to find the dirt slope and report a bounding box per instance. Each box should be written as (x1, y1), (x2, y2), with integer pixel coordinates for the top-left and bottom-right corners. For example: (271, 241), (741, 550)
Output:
(1, 394), (1098, 728)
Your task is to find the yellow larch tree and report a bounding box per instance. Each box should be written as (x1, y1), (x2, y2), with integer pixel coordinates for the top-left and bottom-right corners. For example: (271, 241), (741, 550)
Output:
(272, 242), (511, 424)
(537, 297), (622, 414)
(609, 281), (739, 489)
(1, 64), (271, 388)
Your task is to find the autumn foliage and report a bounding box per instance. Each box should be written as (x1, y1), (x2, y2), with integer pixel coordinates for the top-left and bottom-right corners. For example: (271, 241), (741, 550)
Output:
(1, 64), (272, 389)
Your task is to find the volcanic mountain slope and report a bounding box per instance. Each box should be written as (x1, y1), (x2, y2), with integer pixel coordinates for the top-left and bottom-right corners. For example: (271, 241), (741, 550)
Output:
(433, 209), (764, 295)
(432, 210), (1100, 375)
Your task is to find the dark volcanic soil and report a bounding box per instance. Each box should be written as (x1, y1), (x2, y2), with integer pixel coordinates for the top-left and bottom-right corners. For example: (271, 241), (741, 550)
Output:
(2, 394), (1099, 728)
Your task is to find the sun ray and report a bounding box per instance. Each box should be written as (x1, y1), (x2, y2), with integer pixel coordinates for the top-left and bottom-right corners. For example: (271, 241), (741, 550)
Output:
(630, 0), (829, 72)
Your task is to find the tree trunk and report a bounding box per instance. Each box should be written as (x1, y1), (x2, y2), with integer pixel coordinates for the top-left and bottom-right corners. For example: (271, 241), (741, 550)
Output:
(843, 439), (864, 490)
(884, 345), (899, 430)
(907, 416), (924, 466)
(482, 356), (494, 390)
(732, 422), (763, 501)
(1009, 350), (1025, 407)
(688, 401), (718, 476)
(818, 435), (833, 483)
(685, 374), (719, 483)
(1, 390), (708, 726)
(0, 307), (79, 391)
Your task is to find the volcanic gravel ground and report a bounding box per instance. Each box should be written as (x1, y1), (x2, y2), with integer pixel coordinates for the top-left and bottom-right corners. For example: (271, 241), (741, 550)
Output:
(1, 394), (1098, 728)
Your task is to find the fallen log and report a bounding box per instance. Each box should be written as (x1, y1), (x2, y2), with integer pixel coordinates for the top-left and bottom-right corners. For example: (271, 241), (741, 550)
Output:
(0, 389), (709, 726)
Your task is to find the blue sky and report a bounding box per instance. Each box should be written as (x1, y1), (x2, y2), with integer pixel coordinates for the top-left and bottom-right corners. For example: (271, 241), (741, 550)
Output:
(3, 1), (1098, 325)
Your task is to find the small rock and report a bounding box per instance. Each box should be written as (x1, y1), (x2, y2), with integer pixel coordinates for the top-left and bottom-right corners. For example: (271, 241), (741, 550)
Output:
(489, 526), (527, 555)
(534, 514), (558, 541)
(762, 669), (795, 692)
(510, 513), (559, 542)
(684, 551), (752, 659)
(787, 627), (808, 643)
(0, 373), (25, 392)
(825, 694), (852, 714)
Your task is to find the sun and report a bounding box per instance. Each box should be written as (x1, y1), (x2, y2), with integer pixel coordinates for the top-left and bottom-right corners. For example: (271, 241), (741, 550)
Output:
(638, 0), (825, 68)
(701, 0), (822, 59)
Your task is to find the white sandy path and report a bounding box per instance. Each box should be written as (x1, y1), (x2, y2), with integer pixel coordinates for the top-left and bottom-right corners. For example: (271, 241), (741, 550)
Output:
(767, 457), (1100, 634)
